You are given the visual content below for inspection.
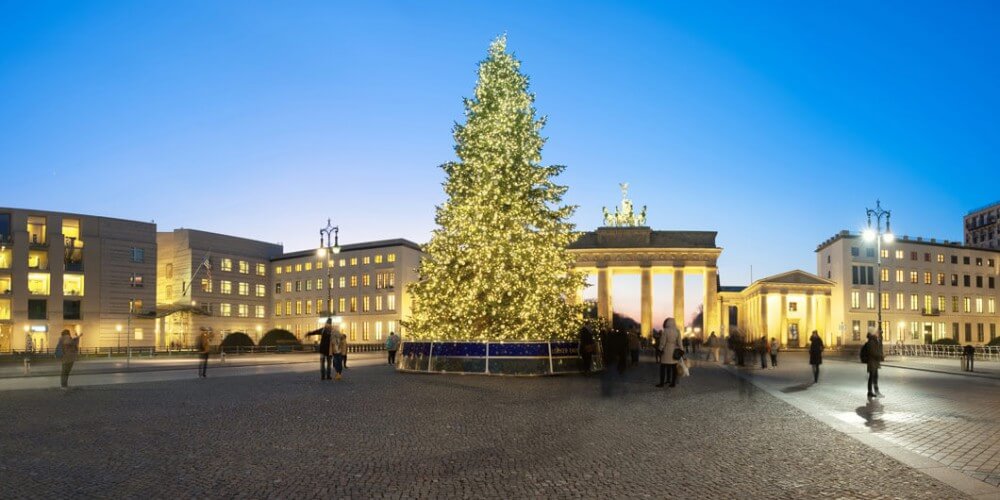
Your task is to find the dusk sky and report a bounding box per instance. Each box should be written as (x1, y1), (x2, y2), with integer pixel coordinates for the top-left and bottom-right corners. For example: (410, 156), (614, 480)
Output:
(3, 1), (998, 323)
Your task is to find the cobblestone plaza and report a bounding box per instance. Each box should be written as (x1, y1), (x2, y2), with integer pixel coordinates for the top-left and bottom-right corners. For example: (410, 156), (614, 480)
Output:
(1, 353), (991, 499)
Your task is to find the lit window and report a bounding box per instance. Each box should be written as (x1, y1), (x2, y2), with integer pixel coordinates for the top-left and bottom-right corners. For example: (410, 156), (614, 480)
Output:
(937, 273), (945, 286)
(276, 267), (283, 275)
(363, 274), (371, 287)
(256, 284), (266, 297)
(239, 261), (249, 274)
(375, 255), (383, 264)
(256, 263), (266, 276)
(28, 273), (50, 295)
(220, 258), (232, 271)
(295, 300), (302, 315)
(275, 301), (282, 316)
(909, 271), (918, 284)
(363, 296), (370, 312)
(316, 261), (323, 270)
(339, 298), (346, 313)
(910, 294), (918, 311)
(285, 265), (291, 273)
(866, 291), (875, 309)
(924, 272), (931, 285)
(388, 320), (396, 335)
(316, 278), (323, 290)
(295, 264), (302, 272)
(338, 259), (346, 267)
(936, 254), (944, 263)
(350, 297), (357, 312)
(130, 274), (144, 288)
(963, 297), (971, 313)
(255, 305), (265, 318)
(0, 248), (10, 269)
(387, 253), (396, 263)
(363, 321), (370, 341)
(350, 258), (358, 266)
(306, 301), (313, 315)
(989, 298), (996, 314)
(880, 268), (889, 282)
(305, 262), (312, 271)
(0, 298), (10, 320)
(350, 276), (358, 287)
(924, 295), (932, 312)
(938, 296), (946, 312)
(376, 295), (383, 311)
(220, 303), (232, 317)
(894, 250), (903, 259)
(895, 293), (904, 310)
(284, 282), (291, 293)
(285, 300), (292, 315)
(350, 322), (357, 341)
(895, 269), (904, 283)
(238, 304), (249, 318)
(880, 249), (889, 259)
(975, 297), (983, 313)
(306, 280), (312, 291)
(881, 293), (889, 310)
(63, 274), (84, 296)
(363, 256), (370, 265)
(375, 321), (383, 340)
(387, 294), (396, 311)
(220, 281), (232, 294)
(238, 282), (249, 296)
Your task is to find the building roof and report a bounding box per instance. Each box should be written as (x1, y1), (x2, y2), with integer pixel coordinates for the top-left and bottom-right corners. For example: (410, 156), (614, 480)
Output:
(272, 238), (422, 262)
(569, 227), (719, 249)
(719, 285), (746, 293)
(755, 269), (834, 286)
(815, 230), (1000, 254)
(966, 200), (1000, 215)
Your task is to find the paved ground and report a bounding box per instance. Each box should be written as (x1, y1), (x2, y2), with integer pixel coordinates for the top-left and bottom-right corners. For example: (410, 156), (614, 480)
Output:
(0, 357), (967, 499)
(725, 351), (1000, 495)
(0, 352), (320, 380)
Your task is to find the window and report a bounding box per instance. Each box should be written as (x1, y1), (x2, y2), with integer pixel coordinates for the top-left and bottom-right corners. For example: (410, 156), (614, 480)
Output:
(238, 304), (249, 318)
(988, 259), (995, 267)
(256, 284), (266, 297)
(338, 259), (346, 267)
(881, 293), (889, 310)
(238, 282), (249, 296)
(0, 247), (10, 269)
(924, 253), (930, 262)
(937, 254), (944, 263)
(991, 323), (997, 341)
(376, 321), (383, 340)
(363, 256), (370, 265)
(63, 274), (84, 296)
(295, 301), (302, 315)
(965, 323), (972, 342)
(316, 261), (323, 270)
(339, 277), (346, 288)
(276, 267), (283, 275)
(851, 320), (861, 341)
(963, 297), (971, 313)
(306, 301), (313, 315)
(975, 297), (983, 313)
(316, 279), (323, 290)
(285, 265), (292, 273)
(851, 290), (860, 309)
(256, 263), (266, 276)
(27, 299), (46, 319)
(0, 298), (11, 320)
(963, 256), (970, 265)
(220, 281), (232, 294)
(350, 276), (358, 287)
(131, 247), (144, 263)
(295, 264), (302, 272)
(989, 277), (995, 289)
(165, 263), (173, 279)
(285, 300), (291, 315)
(130, 273), (144, 288)
(951, 274), (959, 286)
(964, 275), (971, 287)
(339, 298), (346, 313)
(350, 297), (357, 312)
(865, 292), (875, 309)
(274, 283), (281, 294)
(295, 280), (302, 292)
(220, 303), (232, 317)
(363, 321), (370, 341)
(895, 269), (904, 283)
(952, 296), (959, 313)
(256, 305), (265, 318)
(284, 282), (291, 293)
(895, 293), (904, 310)
(238, 260), (249, 274)
(910, 251), (917, 261)
(387, 253), (396, 263)
(910, 322), (919, 341)
(375, 255), (383, 264)
(28, 273), (50, 295)
(376, 295), (383, 311)
(894, 250), (904, 259)
(976, 276), (983, 288)
(952, 322), (960, 340)
(924, 295), (932, 312)
(951, 255), (958, 264)
(924, 272), (931, 285)
(350, 258), (358, 266)
(937, 273), (945, 286)
(363, 274), (371, 287)
(350, 322), (357, 341)
(865, 248), (875, 258)
(363, 296), (370, 312)
(909, 271), (918, 284)
(306, 280), (312, 291)
(275, 301), (282, 316)
(977, 323), (985, 343)
(910, 294), (918, 311)
(305, 262), (312, 271)
(880, 268), (889, 282)
(387, 294), (396, 311)
(938, 295), (946, 312)
(880, 249), (889, 259)
(63, 300), (81, 320)
(220, 258), (232, 271)
(129, 299), (143, 313)
(0, 276), (9, 294)
(990, 298), (996, 314)
(388, 320), (397, 335)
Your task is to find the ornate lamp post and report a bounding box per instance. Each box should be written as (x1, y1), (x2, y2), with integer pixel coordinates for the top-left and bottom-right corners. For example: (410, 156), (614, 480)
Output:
(317, 219), (341, 323)
(863, 200), (894, 346)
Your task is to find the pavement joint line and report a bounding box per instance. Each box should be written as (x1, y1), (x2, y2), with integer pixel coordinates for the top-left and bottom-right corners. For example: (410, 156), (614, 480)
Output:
(721, 364), (999, 499)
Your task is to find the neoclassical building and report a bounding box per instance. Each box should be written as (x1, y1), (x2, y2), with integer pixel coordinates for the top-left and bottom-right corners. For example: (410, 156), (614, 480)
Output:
(718, 270), (834, 347)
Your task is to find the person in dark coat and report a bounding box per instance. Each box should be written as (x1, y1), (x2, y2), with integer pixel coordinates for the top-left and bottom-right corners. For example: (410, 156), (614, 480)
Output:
(197, 331), (211, 378)
(56, 329), (83, 389)
(305, 319), (334, 380)
(808, 330), (824, 383)
(578, 326), (596, 374)
(861, 332), (884, 398)
(756, 335), (769, 369)
(963, 344), (975, 372)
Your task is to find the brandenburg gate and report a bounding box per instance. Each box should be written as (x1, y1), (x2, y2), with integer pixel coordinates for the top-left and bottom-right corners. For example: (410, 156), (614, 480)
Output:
(568, 184), (722, 338)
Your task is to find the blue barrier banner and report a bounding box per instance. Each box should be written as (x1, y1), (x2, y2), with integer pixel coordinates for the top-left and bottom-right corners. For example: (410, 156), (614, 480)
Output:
(489, 342), (549, 357)
(401, 342), (432, 356)
(549, 342), (580, 357)
(432, 342), (487, 357)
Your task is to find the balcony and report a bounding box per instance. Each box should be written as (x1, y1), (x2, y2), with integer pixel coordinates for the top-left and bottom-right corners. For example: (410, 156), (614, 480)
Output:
(27, 234), (48, 248)
(921, 307), (942, 316)
(0, 234), (11, 247)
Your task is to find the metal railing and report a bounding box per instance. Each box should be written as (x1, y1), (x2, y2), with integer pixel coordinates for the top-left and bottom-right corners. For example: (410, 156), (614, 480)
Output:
(888, 344), (1000, 362)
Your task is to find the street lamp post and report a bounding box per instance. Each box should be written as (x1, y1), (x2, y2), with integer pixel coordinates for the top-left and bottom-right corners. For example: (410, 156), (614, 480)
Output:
(863, 200), (894, 347)
(318, 219), (341, 323)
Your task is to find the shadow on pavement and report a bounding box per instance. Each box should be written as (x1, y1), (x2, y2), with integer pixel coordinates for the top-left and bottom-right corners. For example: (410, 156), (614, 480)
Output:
(780, 382), (814, 393)
(855, 399), (886, 432)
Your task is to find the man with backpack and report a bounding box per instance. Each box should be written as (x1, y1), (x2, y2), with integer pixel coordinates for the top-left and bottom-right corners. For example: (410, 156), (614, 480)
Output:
(860, 331), (884, 399)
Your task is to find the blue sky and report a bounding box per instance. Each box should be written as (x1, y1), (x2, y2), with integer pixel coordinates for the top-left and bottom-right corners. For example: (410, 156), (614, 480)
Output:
(2, 1), (998, 321)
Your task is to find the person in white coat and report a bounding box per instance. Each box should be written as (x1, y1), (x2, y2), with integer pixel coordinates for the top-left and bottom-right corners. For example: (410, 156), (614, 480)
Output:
(656, 318), (684, 388)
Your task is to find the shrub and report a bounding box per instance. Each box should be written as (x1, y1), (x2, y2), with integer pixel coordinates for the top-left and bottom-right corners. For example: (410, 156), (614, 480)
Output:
(259, 329), (299, 346)
(221, 332), (255, 348)
(987, 337), (1000, 347)
(931, 337), (960, 345)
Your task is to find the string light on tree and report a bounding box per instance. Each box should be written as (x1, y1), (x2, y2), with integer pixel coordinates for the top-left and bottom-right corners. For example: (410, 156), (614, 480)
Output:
(407, 35), (584, 341)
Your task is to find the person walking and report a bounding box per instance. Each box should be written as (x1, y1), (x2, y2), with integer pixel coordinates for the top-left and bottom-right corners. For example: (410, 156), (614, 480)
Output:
(55, 329), (83, 389)
(652, 329), (662, 364)
(386, 331), (401, 365)
(861, 332), (884, 398)
(757, 335), (769, 369)
(305, 319), (335, 380)
(628, 331), (641, 366)
(578, 325), (596, 374)
(331, 325), (347, 381)
(706, 332), (719, 362)
(656, 318), (684, 388)
(197, 331), (211, 378)
(808, 330), (824, 383)
(962, 344), (975, 372)
(769, 337), (779, 368)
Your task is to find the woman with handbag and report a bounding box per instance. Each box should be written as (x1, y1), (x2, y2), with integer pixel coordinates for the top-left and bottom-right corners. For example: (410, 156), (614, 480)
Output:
(656, 318), (684, 388)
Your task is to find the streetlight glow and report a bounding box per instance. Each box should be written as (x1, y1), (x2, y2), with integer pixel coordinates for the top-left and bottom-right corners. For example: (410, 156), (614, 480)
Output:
(883, 232), (895, 244)
(316, 247), (327, 258)
(862, 228), (876, 242)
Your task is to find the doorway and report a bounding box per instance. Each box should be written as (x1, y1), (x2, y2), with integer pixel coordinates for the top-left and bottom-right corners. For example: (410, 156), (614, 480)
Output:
(788, 323), (800, 347)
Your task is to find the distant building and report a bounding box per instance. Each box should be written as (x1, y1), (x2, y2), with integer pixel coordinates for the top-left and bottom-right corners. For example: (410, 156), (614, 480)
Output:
(156, 229), (282, 347)
(270, 239), (421, 343)
(0, 207), (157, 352)
(817, 231), (999, 346)
(964, 201), (1000, 249)
(717, 271), (835, 347)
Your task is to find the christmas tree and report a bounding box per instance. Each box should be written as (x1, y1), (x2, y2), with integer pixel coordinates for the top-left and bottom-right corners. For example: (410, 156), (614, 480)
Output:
(407, 35), (584, 341)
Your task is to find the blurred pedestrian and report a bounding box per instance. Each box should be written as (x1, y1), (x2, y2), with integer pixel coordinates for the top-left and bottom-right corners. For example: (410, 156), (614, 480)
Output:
(656, 318), (683, 388)
(652, 329), (662, 364)
(628, 331), (641, 365)
(386, 331), (401, 365)
(757, 335), (769, 369)
(707, 332), (720, 362)
(579, 325), (596, 374)
(962, 344), (975, 372)
(305, 319), (334, 380)
(769, 337), (779, 368)
(861, 331), (884, 398)
(55, 329), (83, 389)
(331, 325), (347, 381)
(808, 330), (824, 383)
(197, 331), (210, 378)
